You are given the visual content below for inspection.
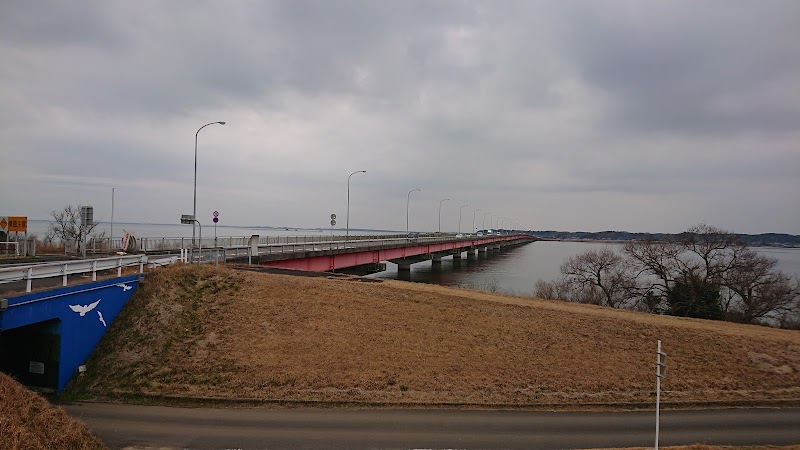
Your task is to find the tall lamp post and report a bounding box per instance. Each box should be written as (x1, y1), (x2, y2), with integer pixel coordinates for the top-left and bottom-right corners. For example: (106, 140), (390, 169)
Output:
(193, 121), (226, 249)
(472, 208), (481, 233)
(438, 198), (450, 233)
(459, 205), (469, 234)
(346, 170), (367, 241)
(406, 188), (421, 236)
(483, 211), (490, 230)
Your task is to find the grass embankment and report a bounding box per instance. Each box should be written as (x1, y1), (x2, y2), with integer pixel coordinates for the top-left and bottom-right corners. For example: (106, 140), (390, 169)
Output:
(0, 373), (106, 450)
(67, 264), (800, 407)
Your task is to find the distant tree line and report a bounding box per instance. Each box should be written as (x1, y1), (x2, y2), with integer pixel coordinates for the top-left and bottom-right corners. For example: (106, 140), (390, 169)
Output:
(530, 230), (800, 248)
(534, 224), (800, 329)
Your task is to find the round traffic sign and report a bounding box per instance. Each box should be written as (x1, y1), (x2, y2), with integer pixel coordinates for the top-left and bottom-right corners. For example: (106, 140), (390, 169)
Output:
(330, 219), (336, 226)
(213, 217), (219, 223)
(213, 211), (219, 218)
(331, 213), (336, 220)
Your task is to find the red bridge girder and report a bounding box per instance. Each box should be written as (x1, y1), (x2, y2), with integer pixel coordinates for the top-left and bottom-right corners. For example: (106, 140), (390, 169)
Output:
(261, 235), (528, 272)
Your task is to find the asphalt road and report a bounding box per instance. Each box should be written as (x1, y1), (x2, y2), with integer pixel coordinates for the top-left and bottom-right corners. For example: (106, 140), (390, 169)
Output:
(63, 404), (800, 449)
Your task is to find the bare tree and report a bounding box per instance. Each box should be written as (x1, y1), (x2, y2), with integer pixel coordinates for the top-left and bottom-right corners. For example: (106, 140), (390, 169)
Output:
(49, 204), (100, 254)
(559, 247), (637, 308)
(723, 249), (799, 323)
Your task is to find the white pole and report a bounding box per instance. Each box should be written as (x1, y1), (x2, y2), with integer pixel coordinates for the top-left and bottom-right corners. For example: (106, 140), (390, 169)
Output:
(111, 187), (115, 251)
(655, 339), (661, 450)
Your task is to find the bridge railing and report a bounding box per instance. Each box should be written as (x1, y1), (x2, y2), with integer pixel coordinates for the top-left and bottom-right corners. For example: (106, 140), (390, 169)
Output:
(0, 255), (150, 293)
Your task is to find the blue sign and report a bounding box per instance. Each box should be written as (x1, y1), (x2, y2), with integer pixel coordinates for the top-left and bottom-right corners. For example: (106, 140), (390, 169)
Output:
(213, 217), (219, 223)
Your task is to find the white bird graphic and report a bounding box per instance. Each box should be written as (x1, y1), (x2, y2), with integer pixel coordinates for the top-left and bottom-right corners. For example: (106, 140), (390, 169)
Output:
(68, 299), (101, 316)
(97, 311), (107, 327)
(116, 283), (132, 291)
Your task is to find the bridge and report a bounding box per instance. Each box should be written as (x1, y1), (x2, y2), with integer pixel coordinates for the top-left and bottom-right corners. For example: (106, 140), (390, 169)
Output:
(0, 233), (535, 391)
(241, 233), (535, 273)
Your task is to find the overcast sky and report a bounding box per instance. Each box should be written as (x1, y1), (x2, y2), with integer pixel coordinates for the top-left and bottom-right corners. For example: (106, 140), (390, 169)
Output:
(1, 0), (798, 234)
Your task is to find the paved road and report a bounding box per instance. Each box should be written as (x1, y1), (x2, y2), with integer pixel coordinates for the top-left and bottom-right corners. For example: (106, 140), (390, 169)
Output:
(63, 404), (800, 449)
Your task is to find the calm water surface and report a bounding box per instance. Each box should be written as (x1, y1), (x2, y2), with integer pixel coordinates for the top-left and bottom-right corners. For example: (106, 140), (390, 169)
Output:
(368, 241), (800, 295)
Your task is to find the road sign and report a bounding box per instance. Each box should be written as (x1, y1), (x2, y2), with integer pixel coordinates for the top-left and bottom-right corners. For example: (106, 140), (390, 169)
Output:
(213, 211), (219, 218)
(80, 207), (93, 227)
(330, 219), (336, 226)
(213, 217), (219, 223)
(657, 349), (667, 378)
(331, 213), (336, 220)
(1, 216), (28, 232)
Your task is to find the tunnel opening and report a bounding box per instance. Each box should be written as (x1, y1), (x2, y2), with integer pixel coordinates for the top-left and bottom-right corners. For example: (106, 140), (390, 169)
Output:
(0, 318), (61, 390)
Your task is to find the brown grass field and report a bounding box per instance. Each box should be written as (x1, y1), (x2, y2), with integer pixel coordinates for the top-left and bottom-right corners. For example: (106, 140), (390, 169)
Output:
(67, 264), (800, 407)
(0, 372), (106, 450)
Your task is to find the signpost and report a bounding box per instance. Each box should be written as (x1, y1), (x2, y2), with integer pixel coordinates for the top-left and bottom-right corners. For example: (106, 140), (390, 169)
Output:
(330, 214), (336, 237)
(0, 216), (27, 256)
(213, 211), (219, 247)
(655, 339), (667, 450)
(80, 207), (93, 259)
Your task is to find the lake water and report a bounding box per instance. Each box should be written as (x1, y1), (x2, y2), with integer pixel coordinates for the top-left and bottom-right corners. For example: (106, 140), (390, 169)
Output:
(368, 241), (800, 296)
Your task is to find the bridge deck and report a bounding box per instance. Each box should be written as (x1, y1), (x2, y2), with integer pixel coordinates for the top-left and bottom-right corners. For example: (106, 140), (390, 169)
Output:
(248, 234), (534, 272)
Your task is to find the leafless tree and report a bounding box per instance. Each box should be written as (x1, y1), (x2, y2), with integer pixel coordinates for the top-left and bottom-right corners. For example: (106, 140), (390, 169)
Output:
(723, 249), (799, 323)
(49, 204), (101, 254)
(559, 247), (638, 308)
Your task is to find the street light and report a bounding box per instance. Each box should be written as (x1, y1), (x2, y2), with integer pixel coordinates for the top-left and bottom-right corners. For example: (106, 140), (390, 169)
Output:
(473, 208), (481, 233)
(459, 205), (469, 234)
(438, 198), (450, 233)
(346, 170), (367, 241)
(406, 188), (421, 236)
(483, 211), (490, 230)
(193, 121), (226, 249)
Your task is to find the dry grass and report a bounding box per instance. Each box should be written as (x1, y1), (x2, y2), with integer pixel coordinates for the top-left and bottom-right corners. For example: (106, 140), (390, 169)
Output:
(68, 264), (800, 406)
(0, 373), (106, 450)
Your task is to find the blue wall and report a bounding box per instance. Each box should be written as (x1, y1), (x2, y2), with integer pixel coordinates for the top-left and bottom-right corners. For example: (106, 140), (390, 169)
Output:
(0, 275), (140, 391)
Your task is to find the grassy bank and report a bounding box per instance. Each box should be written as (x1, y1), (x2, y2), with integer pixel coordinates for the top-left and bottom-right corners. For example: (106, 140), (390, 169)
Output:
(0, 373), (105, 450)
(66, 264), (800, 407)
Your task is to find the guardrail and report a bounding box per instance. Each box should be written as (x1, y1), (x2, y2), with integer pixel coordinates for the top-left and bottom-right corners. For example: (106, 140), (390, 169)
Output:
(0, 255), (150, 293)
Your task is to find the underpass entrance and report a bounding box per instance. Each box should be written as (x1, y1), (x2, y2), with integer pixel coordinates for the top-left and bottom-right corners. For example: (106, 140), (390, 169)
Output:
(0, 319), (61, 390)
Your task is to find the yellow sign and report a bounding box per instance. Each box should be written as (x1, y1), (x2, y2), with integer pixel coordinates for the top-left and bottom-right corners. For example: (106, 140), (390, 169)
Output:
(7, 216), (27, 232)
(0, 217), (6, 232)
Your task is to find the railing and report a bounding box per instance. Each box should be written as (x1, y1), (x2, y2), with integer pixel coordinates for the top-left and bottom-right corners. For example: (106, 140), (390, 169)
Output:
(1, 242), (20, 257)
(0, 255), (150, 293)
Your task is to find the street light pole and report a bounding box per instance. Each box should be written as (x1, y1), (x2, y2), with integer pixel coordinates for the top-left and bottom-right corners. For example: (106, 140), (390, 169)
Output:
(459, 205), (469, 234)
(406, 188), (421, 236)
(472, 208), (481, 233)
(110, 187), (114, 251)
(346, 170), (366, 242)
(438, 198), (450, 233)
(193, 121), (226, 249)
(483, 212), (490, 230)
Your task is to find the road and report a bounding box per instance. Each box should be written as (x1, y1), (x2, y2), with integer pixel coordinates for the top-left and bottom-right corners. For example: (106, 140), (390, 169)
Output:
(63, 404), (800, 449)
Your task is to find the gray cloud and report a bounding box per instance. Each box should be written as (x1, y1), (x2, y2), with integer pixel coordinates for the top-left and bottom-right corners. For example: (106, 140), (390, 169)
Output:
(1, 0), (798, 234)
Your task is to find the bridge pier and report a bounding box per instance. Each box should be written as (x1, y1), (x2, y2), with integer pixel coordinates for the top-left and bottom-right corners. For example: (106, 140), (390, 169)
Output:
(479, 246), (488, 254)
(452, 249), (462, 260)
(390, 255), (430, 272)
(466, 247), (477, 260)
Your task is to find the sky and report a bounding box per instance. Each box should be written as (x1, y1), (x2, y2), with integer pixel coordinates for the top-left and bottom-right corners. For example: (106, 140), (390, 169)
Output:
(1, 0), (799, 235)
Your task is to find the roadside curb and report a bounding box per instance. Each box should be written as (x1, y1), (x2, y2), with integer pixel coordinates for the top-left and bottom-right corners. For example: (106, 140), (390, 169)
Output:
(60, 392), (800, 410)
